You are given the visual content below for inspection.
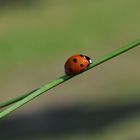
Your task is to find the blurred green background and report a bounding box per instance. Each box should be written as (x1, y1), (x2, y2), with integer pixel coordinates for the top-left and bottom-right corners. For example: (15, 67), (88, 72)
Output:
(0, 0), (140, 140)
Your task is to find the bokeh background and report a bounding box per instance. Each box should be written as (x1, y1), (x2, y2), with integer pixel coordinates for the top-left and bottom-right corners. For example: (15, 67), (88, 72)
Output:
(0, 0), (140, 139)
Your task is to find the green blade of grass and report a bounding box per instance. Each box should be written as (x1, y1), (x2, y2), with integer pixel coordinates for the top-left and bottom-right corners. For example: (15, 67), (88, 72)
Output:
(0, 39), (139, 109)
(0, 89), (38, 109)
(0, 39), (140, 119)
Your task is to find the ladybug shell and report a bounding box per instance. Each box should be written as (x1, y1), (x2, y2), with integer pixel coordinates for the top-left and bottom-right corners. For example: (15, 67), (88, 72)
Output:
(64, 54), (92, 75)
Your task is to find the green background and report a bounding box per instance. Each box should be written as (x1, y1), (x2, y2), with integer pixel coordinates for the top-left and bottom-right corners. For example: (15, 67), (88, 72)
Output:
(0, 0), (140, 139)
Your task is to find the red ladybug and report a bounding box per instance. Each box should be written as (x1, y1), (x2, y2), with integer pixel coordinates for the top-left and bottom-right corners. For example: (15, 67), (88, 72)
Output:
(64, 54), (92, 75)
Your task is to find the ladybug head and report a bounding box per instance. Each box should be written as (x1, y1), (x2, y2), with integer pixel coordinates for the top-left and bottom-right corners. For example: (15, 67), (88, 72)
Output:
(84, 55), (92, 64)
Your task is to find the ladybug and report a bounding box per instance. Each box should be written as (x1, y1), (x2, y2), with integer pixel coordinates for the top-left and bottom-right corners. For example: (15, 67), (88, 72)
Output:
(64, 54), (92, 75)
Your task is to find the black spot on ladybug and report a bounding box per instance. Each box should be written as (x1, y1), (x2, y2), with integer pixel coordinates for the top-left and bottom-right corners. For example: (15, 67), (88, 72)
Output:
(69, 68), (73, 73)
(80, 64), (84, 67)
(73, 58), (77, 63)
(80, 54), (84, 57)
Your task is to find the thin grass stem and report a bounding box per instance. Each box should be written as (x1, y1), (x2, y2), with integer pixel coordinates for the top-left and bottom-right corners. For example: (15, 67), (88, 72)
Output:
(0, 39), (140, 119)
(0, 89), (38, 109)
